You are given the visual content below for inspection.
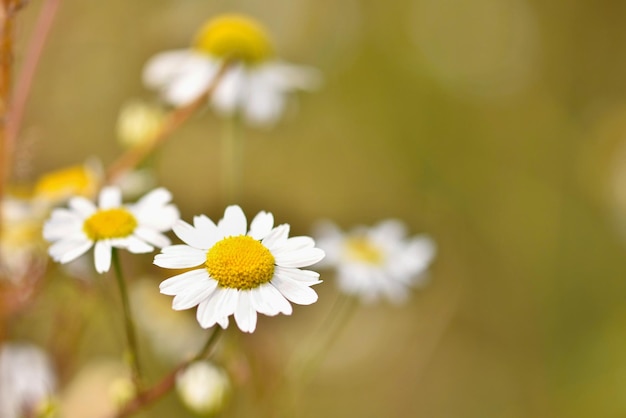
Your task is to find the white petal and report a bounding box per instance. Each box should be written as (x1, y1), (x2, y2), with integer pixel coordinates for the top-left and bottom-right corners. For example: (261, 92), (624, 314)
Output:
(211, 64), (246, 115)
(135, 187), (172, 208)
(243, 68), (285, 126)
(218, 205), (247, 237)
(274, 247), (325, 268)
(266, 61), (323, 91)
(272, 236), (315, 255)
(172, 279), (219, 310)
(68, 197), (96, 218)
(271, 273), (318, 305)
(274, 266), (322, 284)
(249, 285), (280, 316)
(257, 283), (292, 315)
(120, 236), (154, 253)
(154, 245), (206, 269)
(248, 211), (274, 240)
(261, 224), (290, 251)
(193, 215), (221, 248)
(143, 50), (197, 87)
(173, 219), (211, 249)
(99, 186), (122, 209)
(94, 241), (112, 273)
(165, 62), (216, 106)
(196, 287), (237, 329)
(133, 226), (171, 248)
(160, 269), (210, 295)
(234, 291), (257, 333)
(49, 237), (92, 263)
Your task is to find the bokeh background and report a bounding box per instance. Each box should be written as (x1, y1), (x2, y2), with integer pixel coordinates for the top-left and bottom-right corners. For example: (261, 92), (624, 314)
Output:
(7, 0), (626, 417)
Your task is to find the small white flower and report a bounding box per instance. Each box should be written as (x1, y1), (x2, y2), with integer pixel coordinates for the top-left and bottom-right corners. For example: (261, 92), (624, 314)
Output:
(143, 13), (320, 126)
(313, 220), (436, 304)
(154, 205), (325, 333)
(176, 361), (230, 415)
(43, 186), (179, 274)
(0, 342), (56, 418)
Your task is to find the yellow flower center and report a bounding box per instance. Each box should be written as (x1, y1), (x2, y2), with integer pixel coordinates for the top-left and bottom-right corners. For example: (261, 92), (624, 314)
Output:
(34, 165), (98, 202)
(194, 14), (274, 65)
(344, 237), (384, 265)
(205, 235), (275, 290)
(83, 208), (138, 241)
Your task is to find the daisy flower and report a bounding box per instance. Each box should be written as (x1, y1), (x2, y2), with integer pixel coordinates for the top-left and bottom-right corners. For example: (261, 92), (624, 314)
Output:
(313, 220), (436, 304)
(154, 205), (325, 333)
(43, 186), (179, 274)
(142, 13), (320, 126)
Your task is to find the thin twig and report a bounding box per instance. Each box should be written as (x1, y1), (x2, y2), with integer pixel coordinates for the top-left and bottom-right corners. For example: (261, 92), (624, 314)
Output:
(105, 61), (232, 184)
(6, 0), (60, 149)
(110, 326), (222, 418)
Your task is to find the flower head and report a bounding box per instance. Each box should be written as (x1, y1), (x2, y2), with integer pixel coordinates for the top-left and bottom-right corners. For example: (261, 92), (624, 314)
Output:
(33, 162), (101, 205)
(154, 205), (325, 333)
(43, 186), (179, 273)
(176, 360), (230, 415)
(313, 220), (436, 304)
(142, 13), (320, 126)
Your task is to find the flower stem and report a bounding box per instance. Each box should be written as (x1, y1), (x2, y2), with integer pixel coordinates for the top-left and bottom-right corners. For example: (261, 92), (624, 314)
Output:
(106, 60), (232, 184)
(111, 248), (143, 389)
(110, 326), (223, 418)
(220, 114), (243, 205)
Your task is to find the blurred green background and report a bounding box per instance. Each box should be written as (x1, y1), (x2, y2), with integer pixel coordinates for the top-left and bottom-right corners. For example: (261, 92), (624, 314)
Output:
(9, 0), (626, 417)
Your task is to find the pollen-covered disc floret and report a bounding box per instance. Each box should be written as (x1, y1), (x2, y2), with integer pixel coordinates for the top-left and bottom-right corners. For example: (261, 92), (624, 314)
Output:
(194, 14), (273, 65)
(313, 220), (437, 304)
(43, 186), (179, 274)
(154, 205), (325, 333)
(142, 13), (320, 126)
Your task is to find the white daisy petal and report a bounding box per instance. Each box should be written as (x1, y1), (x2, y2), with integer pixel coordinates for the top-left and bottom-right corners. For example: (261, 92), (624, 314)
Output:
(49, 237), (92, 264)
(274, 266), (322, 284)
(122, 236), (154, 254)
(94, 241), (112, 273)
(248, 211), (274, 240)
(261, 224), (290, 250)
(160, 269), (210, 295)
(98, 186), (122, 209)
(272, 236), (315, 255)
(68, 197), (96, 218)
(165, 60), (217, 106)
(234, 291), (257, 333)
(243, 69), (285, 126)
(173, 220), (211, 250)
(172, 280), (219, 311)
(133, 226), (171, 248)
(260, 283), (292, 315)
(218, 206), (247, 237)
(197, 288), (231, 329)
(271, 273), (318, 305)
(249, 284), (281, 316)
(274, 247), (325, 268)
(211, 65), (246, 116)
(154, 245), (206, 269)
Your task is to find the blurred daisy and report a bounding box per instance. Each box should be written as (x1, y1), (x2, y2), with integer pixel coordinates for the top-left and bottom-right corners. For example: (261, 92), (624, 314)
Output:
(155, 205), (325, 333)
(0, 342), (56, 418)
(43, 186), (179, 274)
(143, 13), (320, 126)
(33, 162), (101, 206)
(313, 220), (436, 304)
(176, 360), (230, 415)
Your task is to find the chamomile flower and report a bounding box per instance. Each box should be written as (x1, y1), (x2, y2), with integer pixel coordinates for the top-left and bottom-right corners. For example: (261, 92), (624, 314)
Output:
(143, 13), (320, 126)
(154, 205), (325, 333)
(43, 186), (179, 274)
(313, 220), (436, 304)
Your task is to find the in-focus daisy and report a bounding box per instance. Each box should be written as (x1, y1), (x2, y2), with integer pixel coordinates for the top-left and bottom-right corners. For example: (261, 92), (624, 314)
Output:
(43, 186), (179, 274)
(313, 220), (436, 304)
(143, 13), (320, 126)
(155, 205), (325, 333)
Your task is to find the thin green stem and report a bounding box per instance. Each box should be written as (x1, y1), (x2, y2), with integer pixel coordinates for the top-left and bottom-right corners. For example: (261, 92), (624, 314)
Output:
(220, 114), (244, 205)
(111, 248), (143, 389)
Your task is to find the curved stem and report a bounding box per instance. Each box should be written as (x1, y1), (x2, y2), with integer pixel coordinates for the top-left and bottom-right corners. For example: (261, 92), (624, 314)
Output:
(111, 248), (143, 389)
(106, 61), (232, 184)
(110, 326), (223, 418)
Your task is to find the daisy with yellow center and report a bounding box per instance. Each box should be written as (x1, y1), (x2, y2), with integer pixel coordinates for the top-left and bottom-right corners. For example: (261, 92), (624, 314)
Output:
(43, 186), (179, 274)
(313, 220), (437, 304)
(154, 205), (325, 333)
(142, 13), (320, 126)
